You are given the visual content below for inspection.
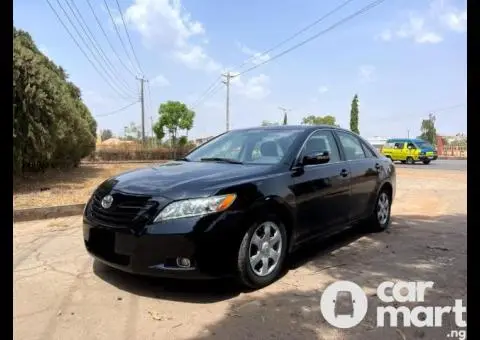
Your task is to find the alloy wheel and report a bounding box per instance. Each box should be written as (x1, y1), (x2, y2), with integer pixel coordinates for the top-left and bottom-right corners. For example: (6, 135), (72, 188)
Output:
(377, 192), (390, 225)
(248, 221), (282, 277)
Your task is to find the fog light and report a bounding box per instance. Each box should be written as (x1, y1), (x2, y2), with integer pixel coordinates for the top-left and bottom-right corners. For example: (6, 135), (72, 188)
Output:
(176, 257), (191, 268)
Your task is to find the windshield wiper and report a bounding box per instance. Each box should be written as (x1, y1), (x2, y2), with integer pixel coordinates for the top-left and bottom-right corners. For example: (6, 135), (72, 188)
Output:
(176, 157), (191, 162)
(200, 157), (243, 164)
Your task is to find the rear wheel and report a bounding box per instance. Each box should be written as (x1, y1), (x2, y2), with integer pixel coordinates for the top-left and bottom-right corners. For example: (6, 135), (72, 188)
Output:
(406, 157), (414, 165)
(400, 160), (406, 164)
(363, 189), (392, 232)
(236, 214), (288, 289)
(423, 159), (431, 165)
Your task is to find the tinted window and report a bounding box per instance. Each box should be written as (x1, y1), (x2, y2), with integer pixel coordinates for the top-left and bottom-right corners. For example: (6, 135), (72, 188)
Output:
(300, 130), (340, 163)
(415, 140), (433, 148)
(186, 129), (303, 164)
(361, 142), (377, 158)
(336, 131), (366, 161)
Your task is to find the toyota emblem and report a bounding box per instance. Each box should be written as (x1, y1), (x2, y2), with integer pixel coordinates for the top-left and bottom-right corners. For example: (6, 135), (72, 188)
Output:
(101, 195), (114, 209)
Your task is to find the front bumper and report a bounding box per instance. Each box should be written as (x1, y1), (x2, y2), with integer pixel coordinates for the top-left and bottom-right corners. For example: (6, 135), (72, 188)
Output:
(83, 211), (247, 279)
(418, 154), (438, 161)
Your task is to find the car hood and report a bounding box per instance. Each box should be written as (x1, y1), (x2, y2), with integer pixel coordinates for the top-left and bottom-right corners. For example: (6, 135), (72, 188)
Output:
(102, 161), (273, 200)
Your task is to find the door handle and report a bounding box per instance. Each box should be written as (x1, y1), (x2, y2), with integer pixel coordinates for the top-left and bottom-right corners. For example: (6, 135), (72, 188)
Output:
(375, 163), (381, 170)
(340, 169), (349, 177)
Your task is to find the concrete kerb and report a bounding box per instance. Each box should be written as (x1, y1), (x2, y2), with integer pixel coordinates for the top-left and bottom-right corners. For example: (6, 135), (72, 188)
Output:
(14, 203), (85, 223)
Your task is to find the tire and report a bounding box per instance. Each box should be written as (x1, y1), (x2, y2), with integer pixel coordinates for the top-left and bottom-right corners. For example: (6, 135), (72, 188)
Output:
(423, 159), (431, 165)
(363, 189), (392, 233)
(236, 214), (288, 289)
(400, 161), (406, 164)
(406, 157), (414, 165)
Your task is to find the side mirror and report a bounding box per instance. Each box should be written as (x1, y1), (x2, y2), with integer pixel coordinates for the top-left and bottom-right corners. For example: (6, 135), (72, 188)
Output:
(302, 151), (330, 165)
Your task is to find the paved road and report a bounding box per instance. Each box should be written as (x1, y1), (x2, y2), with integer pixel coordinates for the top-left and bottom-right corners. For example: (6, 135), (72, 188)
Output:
(395, 159), (467, 171)
(14, 169), (467, 340)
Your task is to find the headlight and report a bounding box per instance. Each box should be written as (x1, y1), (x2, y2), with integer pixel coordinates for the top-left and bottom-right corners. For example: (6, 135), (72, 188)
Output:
(153, 194), (237, 222)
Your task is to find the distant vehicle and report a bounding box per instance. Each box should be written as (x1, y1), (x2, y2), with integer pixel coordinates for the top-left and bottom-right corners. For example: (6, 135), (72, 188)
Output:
(334, 291), (355, 317)
(381, 138), (438, 165)
(83, 125), (395, 289)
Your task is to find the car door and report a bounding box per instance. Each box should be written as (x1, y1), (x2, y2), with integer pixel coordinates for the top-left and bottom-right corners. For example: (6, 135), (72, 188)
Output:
(393, 142), (405, 161)
(290, 129), (352, 242)
(333, 130), (381, 222)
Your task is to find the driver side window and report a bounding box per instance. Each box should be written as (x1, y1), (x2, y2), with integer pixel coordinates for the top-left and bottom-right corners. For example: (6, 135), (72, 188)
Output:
(299, 130), (341, 163)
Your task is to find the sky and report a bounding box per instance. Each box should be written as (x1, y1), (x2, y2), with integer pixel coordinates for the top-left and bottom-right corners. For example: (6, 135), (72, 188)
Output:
(13, 0), (467, 140)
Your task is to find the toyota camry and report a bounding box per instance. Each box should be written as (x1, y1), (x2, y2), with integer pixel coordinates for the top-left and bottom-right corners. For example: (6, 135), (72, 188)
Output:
(83, 125), (395, 288)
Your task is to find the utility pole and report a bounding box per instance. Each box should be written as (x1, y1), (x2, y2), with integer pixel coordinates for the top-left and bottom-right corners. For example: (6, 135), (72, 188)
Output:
(150, 116), (153, 137)
(407, 129), (410, 138)
(150, 116), (154, 146)
(222, 72), (234, 131)
(137, 76), (148, 143)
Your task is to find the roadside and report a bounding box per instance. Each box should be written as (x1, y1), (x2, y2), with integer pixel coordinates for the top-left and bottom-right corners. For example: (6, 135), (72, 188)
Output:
(13, 160), (467, 211)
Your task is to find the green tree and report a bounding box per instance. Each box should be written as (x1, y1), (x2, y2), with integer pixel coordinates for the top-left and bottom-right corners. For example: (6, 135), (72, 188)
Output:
(152, 122), (165, 141)
(283, 113), (288, 125)
(155, 101), (195, 156)
(178, 136), (188, 147)
(419, 113), (437, 145)
(101, 129), (113, 141)
(124, 122), (141, 140)
(350, 94), (359, 134)
(301, 115), (338, 126)
(13, 27), (96, 173)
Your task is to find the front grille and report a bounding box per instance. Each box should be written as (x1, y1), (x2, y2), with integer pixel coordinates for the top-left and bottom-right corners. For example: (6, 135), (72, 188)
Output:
(87, 190), (159, 228)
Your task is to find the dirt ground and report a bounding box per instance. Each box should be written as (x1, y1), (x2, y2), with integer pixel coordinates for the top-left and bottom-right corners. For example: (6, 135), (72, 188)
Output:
(13, 163), (163, 209)
(13, 167), (467, 340)
(13, 161), (465, 209)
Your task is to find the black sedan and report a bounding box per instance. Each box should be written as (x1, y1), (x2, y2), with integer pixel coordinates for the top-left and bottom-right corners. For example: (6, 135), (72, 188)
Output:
(83, 125), (395, 288)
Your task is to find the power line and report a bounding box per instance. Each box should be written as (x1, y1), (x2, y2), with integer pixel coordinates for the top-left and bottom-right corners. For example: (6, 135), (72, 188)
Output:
(103, 0), (141, 77)
(55, 0), (135, 99)
(235, 0), (357, 71)
(114, 0), (145, 76)
(190, 76), (222, 108)
(191, 82), (224, 109)
(235, 0), (387, 77)
(190, 0), (364, 109)
(63, 0), (136, 95)
(376, 103), (466, 122)
(46, 0), (135, 100)
(95, 101), (139, 117)
(85, 0), (138, 77)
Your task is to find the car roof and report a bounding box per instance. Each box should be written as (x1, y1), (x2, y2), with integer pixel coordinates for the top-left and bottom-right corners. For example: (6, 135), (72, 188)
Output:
(386, 138), (424, 143)
(232, 125), (354, 134)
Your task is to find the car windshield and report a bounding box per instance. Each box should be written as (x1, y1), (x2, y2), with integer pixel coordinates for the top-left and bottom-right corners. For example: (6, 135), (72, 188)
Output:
(184, 129), (304, 165)
(415, 140), (433, 148)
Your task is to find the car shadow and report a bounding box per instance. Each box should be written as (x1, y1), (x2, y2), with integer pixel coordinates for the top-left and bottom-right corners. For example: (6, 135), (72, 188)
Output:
(183, 213), (467, 340)
(92, 213), (466, 309)
(92, 260), (243, 304)
(93, 225), (366, 304)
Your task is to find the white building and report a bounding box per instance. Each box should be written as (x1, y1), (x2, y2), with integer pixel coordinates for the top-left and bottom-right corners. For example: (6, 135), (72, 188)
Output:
(365, 136), (388, 150)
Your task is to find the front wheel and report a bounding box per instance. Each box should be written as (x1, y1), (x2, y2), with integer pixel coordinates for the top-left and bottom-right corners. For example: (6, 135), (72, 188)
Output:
(406, 157), (414, 165)
(236, 215), (287, 289)
(362, 190), (392, 233)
